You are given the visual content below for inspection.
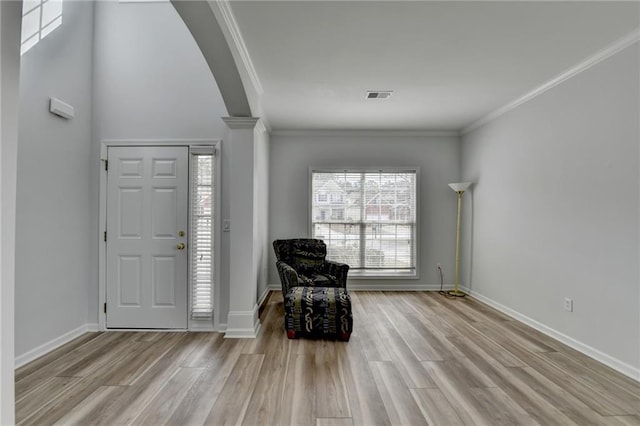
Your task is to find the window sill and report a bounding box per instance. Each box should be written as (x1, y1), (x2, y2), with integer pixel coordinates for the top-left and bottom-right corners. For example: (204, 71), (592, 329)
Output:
(348, 270), (419, 280)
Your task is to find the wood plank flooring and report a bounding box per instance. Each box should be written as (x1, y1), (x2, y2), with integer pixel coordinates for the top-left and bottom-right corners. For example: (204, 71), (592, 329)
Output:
(15, 291), (640, 425)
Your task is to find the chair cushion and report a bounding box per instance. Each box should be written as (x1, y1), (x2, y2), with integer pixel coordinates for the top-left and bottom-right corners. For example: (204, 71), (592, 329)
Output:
(290, 240), (326, 275)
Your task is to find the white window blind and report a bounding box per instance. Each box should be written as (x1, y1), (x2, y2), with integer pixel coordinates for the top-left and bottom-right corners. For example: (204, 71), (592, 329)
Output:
(190, 149), (214, 319)
(311, 170), (417, 276)
(21, 0), (63, 56)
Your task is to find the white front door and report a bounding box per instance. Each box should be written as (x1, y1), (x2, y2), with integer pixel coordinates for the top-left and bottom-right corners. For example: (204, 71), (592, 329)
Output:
(106, 146), (188, 329)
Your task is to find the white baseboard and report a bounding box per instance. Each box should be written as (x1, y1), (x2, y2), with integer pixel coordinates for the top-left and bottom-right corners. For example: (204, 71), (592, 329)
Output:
(348, 283), (454, 291)
(267, 283), (454, 292)
(266, 284), (281, 293)
(189, 319), (215, 332)
(463, 287), (640, 382)
(258, 286), (275, 307)
(15, 323), (99, 369)
(224, 323), (262, 338)
(224, 305), (262, 338)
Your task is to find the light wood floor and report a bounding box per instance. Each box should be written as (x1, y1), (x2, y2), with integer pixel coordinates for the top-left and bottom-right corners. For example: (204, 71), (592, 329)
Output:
(15, 291), (640, 426)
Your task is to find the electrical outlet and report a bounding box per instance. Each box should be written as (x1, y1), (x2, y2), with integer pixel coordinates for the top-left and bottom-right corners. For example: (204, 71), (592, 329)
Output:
(564, 297), (573, 312)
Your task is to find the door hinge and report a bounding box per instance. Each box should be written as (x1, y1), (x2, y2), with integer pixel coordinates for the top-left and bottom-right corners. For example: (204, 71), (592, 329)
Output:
(104, 160), (108, 171)
(104, 231), (107, 242)
(104, 303), (107, 314)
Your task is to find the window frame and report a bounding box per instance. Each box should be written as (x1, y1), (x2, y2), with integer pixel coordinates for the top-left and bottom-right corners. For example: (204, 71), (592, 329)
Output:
(189, 147), (215, 320)
(308, 167), (420, 279)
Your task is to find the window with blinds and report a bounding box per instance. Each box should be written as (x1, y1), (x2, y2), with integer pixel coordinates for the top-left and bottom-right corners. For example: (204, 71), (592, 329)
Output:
(311, 170), (418, 277)
(190, 150), (214, 319)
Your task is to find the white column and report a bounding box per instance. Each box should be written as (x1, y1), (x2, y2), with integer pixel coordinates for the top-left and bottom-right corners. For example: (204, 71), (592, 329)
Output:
(0, 1), (22, 423)
(223, 117), (261, 338)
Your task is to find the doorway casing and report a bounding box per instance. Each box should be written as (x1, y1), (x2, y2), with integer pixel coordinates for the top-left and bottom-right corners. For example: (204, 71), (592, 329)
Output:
(98, 139), (222, 332)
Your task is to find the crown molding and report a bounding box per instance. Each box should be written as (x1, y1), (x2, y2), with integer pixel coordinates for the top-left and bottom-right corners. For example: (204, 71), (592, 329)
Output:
(461, 29), (640, 135)
(255, 119), (267, 134)
(270, 129), (460, 138)
(222, 116), (260, 129)
(214, 1), (264, 97)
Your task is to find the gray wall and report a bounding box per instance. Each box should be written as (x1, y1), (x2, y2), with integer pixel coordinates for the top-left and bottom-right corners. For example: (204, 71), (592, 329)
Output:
(461, 44), (639, 370)
(269, 132), (461, 289)
(15, 1), (94, 356)
(90, 1), (229, 324)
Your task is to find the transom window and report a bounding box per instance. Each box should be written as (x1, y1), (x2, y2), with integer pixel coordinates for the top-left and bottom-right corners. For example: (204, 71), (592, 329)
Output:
(21, 0), (63, 55)
(311, 169), (418, 277)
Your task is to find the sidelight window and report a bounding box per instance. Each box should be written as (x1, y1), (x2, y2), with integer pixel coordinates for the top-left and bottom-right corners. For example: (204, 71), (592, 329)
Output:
(190, 148), (214, 318)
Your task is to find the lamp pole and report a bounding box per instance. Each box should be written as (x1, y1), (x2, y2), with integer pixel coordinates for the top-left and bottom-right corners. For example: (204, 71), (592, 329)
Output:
(447, 182), (472, 297)
(449, 190), (465, 297)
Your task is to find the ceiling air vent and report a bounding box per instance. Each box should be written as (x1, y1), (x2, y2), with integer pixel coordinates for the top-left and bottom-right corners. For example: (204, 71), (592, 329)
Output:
(366, 91), (393, 99)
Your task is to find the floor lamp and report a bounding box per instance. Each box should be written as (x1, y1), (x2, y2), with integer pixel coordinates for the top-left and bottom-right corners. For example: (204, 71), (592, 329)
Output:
(448, 182), (472, 297)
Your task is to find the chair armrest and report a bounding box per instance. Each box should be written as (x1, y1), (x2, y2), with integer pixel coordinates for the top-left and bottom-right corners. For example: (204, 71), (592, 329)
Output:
(276, 261), (299, 295)
(323, 260), (349, 288)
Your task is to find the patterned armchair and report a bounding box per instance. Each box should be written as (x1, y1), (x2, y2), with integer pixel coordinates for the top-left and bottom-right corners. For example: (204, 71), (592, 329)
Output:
(273, 239), (349, 295)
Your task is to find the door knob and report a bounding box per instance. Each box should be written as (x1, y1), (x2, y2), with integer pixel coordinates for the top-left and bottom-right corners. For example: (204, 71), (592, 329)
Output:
(177, 243), (186, 250)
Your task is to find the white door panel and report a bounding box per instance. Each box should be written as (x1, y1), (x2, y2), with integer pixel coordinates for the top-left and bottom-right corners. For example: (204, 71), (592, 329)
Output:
(106, 146), (188, 329)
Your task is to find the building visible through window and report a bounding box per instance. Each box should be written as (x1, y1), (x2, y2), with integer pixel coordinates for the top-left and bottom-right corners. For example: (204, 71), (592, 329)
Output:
(21, 0), (63, 55)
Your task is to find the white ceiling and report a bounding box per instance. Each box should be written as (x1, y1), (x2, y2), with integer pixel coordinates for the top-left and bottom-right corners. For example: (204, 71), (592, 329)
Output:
(229, 1), (639, 131)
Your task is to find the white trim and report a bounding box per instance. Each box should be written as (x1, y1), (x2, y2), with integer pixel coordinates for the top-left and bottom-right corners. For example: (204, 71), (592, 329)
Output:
(461, 30), (640, 135)
(215, 1), (264, 97)
(257, 286), (272, 308)
(271, 129), (459, 138)
(118, 0), (170, 3)
(267, 283), (453, 292)
(119, 0), (169, 3)
(189, 321), (215, 332)
(86, 323), (99, 332)
(255, 119), (267, 135)
(103, 329), (187, 332)
(188, 149), (215, 325)
(221, 116), (260, 129)
(463, 287), (640, 382)
(265, 284), (281, 293)
(346, 272), (420, 281)
(14, 324), (98, 369)
(101, 138), (220, 147)
(308, 167), (421, 279)
(98, 143), (108, 331)
(208, 1), (271, 131)
(98, 139), (222, 332)
(224, 305), (261, 338)
(213, 142), (223, 334)
(349, 283), (453, 291)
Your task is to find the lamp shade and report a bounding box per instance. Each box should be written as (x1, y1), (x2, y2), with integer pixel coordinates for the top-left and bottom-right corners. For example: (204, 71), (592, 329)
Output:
(448, 182), (473, 192)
